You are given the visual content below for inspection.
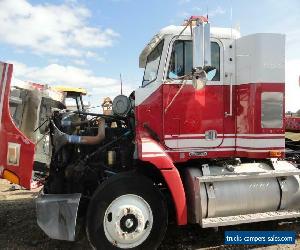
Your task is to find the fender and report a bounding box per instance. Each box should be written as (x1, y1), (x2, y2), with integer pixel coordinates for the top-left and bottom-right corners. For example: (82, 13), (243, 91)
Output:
(137, 135), (187, 225)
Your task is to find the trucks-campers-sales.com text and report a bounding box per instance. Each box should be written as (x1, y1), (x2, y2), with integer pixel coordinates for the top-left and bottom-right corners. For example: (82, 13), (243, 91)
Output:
(224, 231), (296, 244)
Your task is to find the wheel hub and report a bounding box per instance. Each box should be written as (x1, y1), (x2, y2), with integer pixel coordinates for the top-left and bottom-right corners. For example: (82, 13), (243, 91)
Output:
(120, 214), (138, 233)
(125, 218), (133, 228)
(103, 194), (153, 248)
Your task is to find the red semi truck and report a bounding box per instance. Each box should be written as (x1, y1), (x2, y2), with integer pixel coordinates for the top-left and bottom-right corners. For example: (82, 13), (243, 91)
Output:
(0, 68), (85, 188)
(1, 16), (300, 249)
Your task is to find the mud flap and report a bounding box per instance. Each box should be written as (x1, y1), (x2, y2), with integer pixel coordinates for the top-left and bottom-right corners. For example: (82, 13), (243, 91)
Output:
(36, 193), (81, 241)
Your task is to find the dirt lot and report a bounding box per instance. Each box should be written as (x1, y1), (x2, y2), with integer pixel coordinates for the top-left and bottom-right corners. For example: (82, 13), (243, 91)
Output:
(0, 179), (300, 250)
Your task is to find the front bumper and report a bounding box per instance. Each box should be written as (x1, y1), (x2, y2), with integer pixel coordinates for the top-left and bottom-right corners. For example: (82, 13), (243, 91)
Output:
(36, 192), (81, 241)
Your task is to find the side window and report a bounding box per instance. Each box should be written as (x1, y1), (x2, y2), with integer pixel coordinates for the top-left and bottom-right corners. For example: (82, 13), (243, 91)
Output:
(168, 40), (220, 81)
(211, 42), (220, 81)
(168, 40), (192, 78)
(261, 92), (283, 128)
(142, 40), (164, 86)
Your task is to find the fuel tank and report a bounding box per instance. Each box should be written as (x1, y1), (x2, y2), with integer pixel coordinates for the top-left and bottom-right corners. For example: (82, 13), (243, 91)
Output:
(184, 161), (300, 224)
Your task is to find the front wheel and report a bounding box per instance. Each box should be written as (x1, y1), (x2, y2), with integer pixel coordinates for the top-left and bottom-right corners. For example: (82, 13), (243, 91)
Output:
(86, 172), (168, 250)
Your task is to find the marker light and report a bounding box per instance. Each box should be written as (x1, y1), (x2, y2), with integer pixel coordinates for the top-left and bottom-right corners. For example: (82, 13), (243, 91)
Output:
(270, 150), (282, 157)
(3, 170), (19, 185)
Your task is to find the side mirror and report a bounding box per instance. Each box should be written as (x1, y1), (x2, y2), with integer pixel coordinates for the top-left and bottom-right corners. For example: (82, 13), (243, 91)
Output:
(192, 19), (211, 70)
(192, 66), (216, 90)
(192, 67), (207, 90)
(191, 17), (213, 90)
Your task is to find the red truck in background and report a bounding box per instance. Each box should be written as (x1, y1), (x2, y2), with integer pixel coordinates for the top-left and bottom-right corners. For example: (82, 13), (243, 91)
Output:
(285, 76), (300, 132)
(286, 115), (300, 132)
(0, 62), (86, 189)
(0, 62), (35, 189)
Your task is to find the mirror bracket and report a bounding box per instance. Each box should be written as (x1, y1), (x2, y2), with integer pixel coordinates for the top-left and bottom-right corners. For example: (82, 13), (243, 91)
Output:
(192, 67), (207, 90)
(192, 66), (217, 90)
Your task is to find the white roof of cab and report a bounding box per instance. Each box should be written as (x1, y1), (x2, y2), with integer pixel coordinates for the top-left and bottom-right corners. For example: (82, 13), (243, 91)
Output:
(139, 25), (240, 68)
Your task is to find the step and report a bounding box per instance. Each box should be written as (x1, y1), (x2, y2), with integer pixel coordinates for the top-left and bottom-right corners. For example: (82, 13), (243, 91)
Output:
(196, 169), (300, 183)
(201, 209), (300, 228)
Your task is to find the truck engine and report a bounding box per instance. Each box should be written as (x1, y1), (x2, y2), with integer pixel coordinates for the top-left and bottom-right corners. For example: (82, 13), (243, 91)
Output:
(44, 94), (135, 196)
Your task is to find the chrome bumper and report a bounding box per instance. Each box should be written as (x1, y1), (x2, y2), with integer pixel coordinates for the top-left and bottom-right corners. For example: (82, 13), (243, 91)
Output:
(36, 192), (81, 241)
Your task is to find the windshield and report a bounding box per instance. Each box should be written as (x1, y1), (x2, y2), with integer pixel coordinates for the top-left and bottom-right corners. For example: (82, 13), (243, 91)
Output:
(142, 40), (164, 86)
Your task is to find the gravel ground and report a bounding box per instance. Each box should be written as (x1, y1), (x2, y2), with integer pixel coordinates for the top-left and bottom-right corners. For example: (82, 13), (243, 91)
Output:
(0, 179), (300, 250)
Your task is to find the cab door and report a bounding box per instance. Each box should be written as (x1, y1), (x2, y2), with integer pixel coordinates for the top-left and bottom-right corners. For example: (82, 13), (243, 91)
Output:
(163, 39), (227, 150)
(0, 62), (35, 189)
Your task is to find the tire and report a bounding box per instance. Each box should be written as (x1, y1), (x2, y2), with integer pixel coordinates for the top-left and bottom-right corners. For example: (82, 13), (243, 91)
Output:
(86, 172), (168, 250)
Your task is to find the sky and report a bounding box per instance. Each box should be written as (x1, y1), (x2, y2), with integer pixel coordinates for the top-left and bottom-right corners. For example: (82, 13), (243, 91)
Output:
(0, 0), (299, 111)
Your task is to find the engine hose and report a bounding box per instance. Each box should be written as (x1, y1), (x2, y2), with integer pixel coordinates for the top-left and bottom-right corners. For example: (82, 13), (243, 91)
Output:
(85, 131), (131, 161)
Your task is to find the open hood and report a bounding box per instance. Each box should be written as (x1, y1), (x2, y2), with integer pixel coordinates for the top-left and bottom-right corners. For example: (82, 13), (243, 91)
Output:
(0, 62), (35, 189)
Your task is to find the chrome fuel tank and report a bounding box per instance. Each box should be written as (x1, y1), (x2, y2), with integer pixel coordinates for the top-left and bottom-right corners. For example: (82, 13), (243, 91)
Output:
(184, 161), (300, 224)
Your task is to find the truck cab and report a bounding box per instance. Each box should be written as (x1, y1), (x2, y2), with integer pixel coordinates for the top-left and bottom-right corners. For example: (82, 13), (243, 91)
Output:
(53, 86), (88, 111)
(136, 22), (285, 161)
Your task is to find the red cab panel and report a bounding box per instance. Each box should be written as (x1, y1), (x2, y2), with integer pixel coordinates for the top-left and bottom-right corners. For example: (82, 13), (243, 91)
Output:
(0, 62), (35, 189)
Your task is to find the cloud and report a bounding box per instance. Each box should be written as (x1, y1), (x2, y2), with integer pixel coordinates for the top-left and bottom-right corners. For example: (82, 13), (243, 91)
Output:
(0, 0), (119, 58)
(285, 59), (300, 112)
(260, 1), (300, 60)
(178, 0), (191, 4)
(208, 6), (226, 17)
(73, 59), (87, 66)
(85, 51), (105, 62)
(285, 29), (300, 60)
(12, 61), (117, 87)
(10, 61), (134, 108)
(177, 5), (225, 20)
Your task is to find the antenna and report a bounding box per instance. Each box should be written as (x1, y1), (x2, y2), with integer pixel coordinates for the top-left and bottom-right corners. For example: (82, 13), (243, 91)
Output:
(230, 2), (233, 39)
(206, 6), (208, 20)
(120, 73), (123, 95)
